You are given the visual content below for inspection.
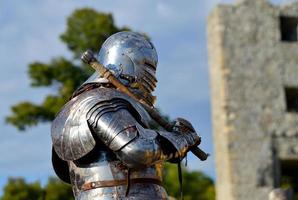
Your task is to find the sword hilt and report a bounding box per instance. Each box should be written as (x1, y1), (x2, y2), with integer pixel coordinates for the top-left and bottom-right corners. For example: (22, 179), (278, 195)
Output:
(81, 50), (96, 65)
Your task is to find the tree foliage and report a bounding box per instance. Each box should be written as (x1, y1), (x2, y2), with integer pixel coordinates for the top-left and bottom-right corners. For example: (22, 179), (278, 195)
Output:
(44, 178), (73, 200)
(163, 163), (215, 200)
(6, 8), (128, 130)
(60, 9), (128, 58)
(1, 178), (43, 200)
(0, 178), (73, 200)
(1, 170), (215, 200)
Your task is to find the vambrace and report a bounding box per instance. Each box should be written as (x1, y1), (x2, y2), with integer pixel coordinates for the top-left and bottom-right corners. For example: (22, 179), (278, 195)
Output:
(86, 99), (140, 152)
(116, 125), (164, 168)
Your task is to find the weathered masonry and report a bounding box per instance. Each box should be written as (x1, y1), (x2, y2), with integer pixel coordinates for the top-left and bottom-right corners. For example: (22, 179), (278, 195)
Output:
(207, 0), (298, 199)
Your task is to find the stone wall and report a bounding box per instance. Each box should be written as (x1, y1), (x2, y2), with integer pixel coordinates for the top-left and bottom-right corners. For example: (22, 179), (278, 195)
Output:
(207, 0), (298, 199)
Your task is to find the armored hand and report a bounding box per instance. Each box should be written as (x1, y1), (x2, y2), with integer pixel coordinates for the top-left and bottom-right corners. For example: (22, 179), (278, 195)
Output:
(171, 117), (209, 160)
(172, 118), (201, 148)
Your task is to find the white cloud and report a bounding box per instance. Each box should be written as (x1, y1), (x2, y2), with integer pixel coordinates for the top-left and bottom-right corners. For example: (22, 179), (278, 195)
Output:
(0, 79), (20, 93)
(156, 2), (174, 18)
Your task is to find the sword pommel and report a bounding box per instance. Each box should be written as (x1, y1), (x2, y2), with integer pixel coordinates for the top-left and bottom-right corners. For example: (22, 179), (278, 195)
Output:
(81, 50), (97, 64)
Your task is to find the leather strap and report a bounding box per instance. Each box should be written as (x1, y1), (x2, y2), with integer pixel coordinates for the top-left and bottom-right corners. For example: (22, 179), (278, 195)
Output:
(178, 162), (184, 200)
(81, 178), (163, 191)
(125, 168), (131, 196)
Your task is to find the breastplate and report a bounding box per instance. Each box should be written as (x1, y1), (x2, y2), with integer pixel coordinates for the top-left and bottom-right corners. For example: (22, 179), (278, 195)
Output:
(68, 147), (168, 200)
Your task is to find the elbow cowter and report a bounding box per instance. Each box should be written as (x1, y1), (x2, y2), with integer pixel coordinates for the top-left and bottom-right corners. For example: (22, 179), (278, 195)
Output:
(115, 125), (163, 169)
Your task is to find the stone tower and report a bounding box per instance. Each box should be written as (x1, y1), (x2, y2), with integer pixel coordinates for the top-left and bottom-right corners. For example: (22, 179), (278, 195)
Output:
(207, 0), (298, 200)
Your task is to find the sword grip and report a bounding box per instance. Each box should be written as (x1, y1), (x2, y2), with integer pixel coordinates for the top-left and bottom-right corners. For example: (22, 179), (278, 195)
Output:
(190, 146), (209, 161)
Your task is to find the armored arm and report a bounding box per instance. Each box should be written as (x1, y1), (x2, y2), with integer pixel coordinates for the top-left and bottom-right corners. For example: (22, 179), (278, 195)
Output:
(87, 98), (198, 168)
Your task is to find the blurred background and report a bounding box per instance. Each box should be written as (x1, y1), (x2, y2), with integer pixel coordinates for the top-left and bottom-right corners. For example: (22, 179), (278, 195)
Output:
(0, 0), (294, 199)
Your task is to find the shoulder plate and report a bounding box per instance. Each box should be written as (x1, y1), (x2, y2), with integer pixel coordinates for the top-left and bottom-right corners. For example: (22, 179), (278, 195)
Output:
(51, 87), (151, 161)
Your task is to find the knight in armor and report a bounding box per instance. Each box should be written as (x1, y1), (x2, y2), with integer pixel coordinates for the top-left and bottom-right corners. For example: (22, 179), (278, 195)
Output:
(51, 31), (200, 200)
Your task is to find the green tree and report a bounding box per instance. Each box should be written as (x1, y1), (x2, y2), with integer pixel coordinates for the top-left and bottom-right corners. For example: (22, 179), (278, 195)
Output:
(1, 178), (44, 200)
(44, 178), (73, 200)
(6, 8), (129, 130)
(1, 170), (215, 200)
(0, 178), (73, 200)
(163, 163), (215, 200)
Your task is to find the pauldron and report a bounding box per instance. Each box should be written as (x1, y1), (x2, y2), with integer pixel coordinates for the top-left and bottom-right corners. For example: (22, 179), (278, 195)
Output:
(51, 87), (151, 161)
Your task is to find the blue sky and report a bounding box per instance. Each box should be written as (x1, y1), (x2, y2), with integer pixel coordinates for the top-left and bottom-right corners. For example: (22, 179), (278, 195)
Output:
(0, 0), (292, 194)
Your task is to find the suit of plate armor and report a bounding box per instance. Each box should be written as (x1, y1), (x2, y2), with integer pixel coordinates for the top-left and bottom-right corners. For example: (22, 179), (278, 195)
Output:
(51, 32), (199, 200)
